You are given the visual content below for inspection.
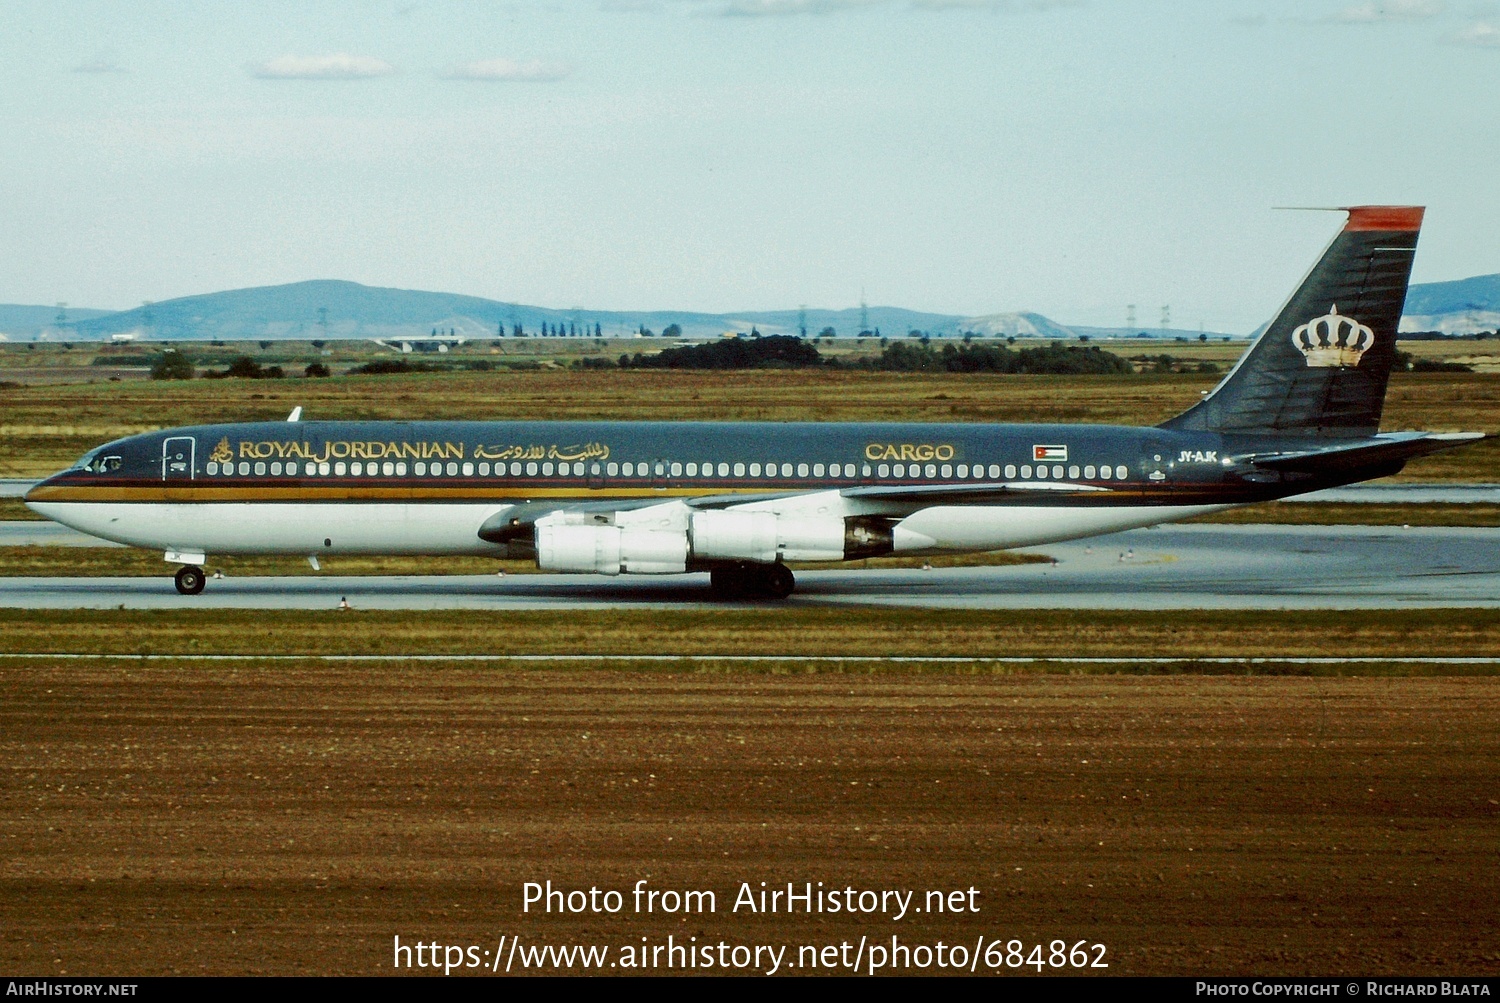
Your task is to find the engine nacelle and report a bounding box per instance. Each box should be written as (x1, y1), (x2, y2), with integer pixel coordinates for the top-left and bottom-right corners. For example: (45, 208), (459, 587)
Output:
(690, 510), (846, 563)
(535, 522), (687, 575)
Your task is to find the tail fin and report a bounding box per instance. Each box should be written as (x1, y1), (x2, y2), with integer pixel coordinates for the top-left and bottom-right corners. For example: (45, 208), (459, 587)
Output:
(1161, 206), (1422, 438)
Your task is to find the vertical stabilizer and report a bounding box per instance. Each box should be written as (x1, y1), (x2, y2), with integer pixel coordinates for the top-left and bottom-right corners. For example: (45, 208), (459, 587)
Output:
(1161, 206), (1422, 438)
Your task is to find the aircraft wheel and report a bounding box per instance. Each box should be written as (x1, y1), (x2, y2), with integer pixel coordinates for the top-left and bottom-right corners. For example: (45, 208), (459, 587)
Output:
(759, 563), (796, 600)
(174, 565), (206, 596)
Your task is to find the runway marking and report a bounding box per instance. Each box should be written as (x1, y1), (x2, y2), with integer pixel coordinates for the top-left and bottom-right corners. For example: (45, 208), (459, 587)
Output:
(1, 653), (1497, 665)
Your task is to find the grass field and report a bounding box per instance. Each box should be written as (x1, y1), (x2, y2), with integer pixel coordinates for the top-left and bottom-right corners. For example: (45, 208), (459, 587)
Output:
(1, 361), (1495, 481)
(1, 607), (1495, 664)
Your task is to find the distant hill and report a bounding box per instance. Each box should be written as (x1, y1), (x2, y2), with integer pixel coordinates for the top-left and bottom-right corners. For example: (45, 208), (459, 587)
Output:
(0, 305), (114, 338)
(1399, 273), (1500, 335)
(1404, 274), (1500, 315)
(3, 271), (1497, 343)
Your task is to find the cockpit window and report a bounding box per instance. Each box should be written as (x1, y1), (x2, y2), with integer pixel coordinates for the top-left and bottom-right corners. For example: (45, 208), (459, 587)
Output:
(75, 454), (123, 474)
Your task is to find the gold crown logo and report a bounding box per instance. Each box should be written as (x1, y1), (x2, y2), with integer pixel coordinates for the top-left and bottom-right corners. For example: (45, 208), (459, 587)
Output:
(1291, 305), (1374, 368)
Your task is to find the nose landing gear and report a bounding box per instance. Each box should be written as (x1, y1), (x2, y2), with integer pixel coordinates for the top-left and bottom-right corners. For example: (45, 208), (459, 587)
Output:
(174, 565), (206, 595)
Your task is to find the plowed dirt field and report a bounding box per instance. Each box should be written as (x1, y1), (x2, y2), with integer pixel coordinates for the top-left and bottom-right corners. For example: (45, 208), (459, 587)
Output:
(2, 665), (1496, 976)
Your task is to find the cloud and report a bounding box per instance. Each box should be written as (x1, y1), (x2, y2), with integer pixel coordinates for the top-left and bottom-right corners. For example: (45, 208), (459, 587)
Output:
(1447, 18), (1500, 43)
(249, 53), (396, 80)
(73, 51), (126, 73)
(439, 58), (572, 81)
(1326, 0), (1444, 23)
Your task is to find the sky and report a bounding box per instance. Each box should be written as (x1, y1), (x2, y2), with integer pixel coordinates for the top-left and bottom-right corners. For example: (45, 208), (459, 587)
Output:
(2, 0), (1497, 332)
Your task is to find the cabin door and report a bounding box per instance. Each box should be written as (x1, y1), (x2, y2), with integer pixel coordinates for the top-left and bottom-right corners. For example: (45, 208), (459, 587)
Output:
(1143, 437), (1172, 483)
(162, 436), (196, 481)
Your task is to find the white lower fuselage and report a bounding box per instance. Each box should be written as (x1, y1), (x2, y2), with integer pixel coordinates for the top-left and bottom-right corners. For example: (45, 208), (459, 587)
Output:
(29, 498), (1232, 564)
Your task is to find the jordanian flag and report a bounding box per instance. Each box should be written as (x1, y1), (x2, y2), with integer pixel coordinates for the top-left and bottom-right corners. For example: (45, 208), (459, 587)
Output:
(1033, 445), (1068, 461)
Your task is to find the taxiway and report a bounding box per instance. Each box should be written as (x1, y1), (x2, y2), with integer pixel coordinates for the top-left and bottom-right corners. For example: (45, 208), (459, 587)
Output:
(1, 524), (1496, 609)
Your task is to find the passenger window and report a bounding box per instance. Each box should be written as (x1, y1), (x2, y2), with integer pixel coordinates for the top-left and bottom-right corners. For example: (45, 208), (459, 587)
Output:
(463, 462), (474, 476)
(479, 462), (490, 475)
(1021, 465), (1033, 478)
(781, 463), (792, 477)
(813, 463), (824, 477)
(736, 463), (747, 477)
(686, 462), (698, 476)
(1052, 465), (1064, 478)
(988, 464), (1001, 478)
(1115, 464), (1128, 479)
(670, 462), (682, 477)
(1036, 465), (1048, 478)
(267, 462), (279, 475)
(318, 462), (330, 475)
(1084, 465), (1096, 478)
(1004, 464), (1017, 479)
(861, 464), (871, 477)
(415, 462), (427, 475)
(622, 462), (634, 476)
(942, 464), (952, 477)
(607, 462), (618, 476)
(542, 462), (554, 476)
(444, 461), (457, 476)
(925, 463), (936, 478)
(700, 462), (712, 477)
(591, 462), (601, 476)
(1068, 465), (1080, 479)
(718, 462), (729, 476)
(894, 463), (906, 477)
(749, 463), (760, 476)
(351, 462), (363, 476)
(1100, 466), (1111, 479)
(526, 462), (538, 476)
(797, 463), (809, 477)
(207, 462), (219, 475)
(510, 462), (521, 476)
(253, 462), (265, 475)
(846, 464), (857, 477)
(877, 464), (889, 477)
(395, 462), (406, 475)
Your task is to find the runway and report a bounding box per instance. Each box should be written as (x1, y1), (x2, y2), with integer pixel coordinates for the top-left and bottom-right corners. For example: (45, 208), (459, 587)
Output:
(2, 523), (1497, 609)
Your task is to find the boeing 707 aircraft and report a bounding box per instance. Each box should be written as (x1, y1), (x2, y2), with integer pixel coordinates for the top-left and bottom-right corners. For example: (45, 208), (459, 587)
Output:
(24, 206), (1483, 598)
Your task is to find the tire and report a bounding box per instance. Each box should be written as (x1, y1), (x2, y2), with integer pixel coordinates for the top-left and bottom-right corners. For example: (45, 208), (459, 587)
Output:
(760, 562), (795, 600)
(174, 565), (206, 595)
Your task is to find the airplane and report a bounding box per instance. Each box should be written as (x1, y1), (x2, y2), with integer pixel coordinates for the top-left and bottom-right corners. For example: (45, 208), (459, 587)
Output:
(24, 205), (1483, 600)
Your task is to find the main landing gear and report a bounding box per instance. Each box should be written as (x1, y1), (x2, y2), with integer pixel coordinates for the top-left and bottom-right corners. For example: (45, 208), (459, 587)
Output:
(709, 562), (796, 600)
(174, 565), (206, 595)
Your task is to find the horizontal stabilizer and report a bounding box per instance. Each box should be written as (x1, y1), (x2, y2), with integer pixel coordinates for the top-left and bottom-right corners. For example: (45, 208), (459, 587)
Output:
(1234, 431), (1483, 474)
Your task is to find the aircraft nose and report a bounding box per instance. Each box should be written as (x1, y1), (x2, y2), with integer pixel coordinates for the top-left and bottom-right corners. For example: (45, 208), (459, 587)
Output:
(21, 471), (64, 510)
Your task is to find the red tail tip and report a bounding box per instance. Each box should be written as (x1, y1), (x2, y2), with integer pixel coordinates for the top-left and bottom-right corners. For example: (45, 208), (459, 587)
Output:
(1343, 205), (1424, 232)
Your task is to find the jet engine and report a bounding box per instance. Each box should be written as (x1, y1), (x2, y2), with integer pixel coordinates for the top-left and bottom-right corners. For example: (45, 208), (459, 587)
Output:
(535, 519), (687, 575)
(528, 503), (894, 575)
